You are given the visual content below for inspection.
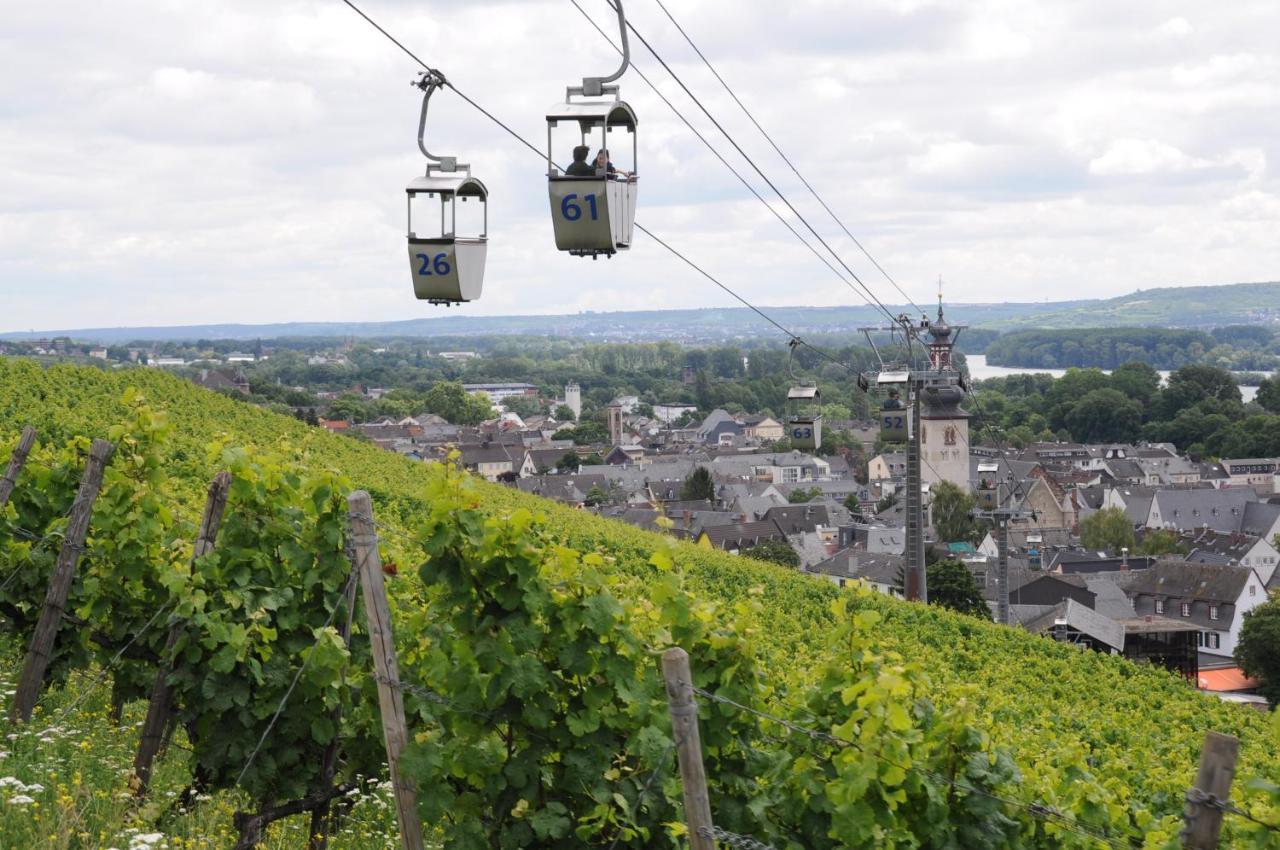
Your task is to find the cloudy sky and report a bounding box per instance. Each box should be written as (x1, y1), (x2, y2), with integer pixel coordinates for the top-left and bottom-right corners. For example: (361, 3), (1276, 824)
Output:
(2, 0), (1277, 332)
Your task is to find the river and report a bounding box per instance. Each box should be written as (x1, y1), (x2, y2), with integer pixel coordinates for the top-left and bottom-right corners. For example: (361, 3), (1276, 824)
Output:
(964, 354), (1260, 404)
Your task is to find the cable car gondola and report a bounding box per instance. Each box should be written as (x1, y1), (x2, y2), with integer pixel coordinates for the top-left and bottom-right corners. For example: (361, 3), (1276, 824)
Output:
(407, 71), (489, 304)
(877, 371), (910, 443)
(786, 384), (823, 450)
(977, 461), (1000, 510)
(546, 0), (637, 258)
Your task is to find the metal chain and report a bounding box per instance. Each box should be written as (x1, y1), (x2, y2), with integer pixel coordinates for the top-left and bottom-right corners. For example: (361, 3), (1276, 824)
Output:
(1185, 787), (1280, 834)
(698, 825), (783, 850)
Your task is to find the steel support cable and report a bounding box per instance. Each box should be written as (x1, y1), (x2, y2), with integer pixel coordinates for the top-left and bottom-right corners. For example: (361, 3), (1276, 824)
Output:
(569, 0), (887, 320)
(650, 0), (925, 317)
(336, 0), (866, 379)
(597, 0), (900, 326)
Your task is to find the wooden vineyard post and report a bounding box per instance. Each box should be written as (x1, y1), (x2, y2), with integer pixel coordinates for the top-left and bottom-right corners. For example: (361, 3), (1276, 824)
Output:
(661, 648), (716, 850)
(1182, 731), (1240, 849)
(307, 527), (362, 850)
(349, 490), (424, 850)
(0, 426), (36, 507)
(132, 471), (231, 794)
(10, 438), (113, 723)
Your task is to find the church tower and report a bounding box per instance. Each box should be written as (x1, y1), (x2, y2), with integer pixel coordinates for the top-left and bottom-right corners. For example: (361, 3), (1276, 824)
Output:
(920, 298), (970, 492)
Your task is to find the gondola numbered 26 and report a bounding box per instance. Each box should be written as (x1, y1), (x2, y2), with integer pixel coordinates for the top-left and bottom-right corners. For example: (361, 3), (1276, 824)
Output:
(546, 0), (637, 258)
(407, 71), (489, 305)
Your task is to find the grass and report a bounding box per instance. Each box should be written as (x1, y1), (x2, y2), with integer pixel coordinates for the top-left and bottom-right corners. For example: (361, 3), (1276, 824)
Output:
(0, 641), (406, 849)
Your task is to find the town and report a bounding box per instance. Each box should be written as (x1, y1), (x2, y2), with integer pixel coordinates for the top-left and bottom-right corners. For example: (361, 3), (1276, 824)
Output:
(14, 316), (1274, 706)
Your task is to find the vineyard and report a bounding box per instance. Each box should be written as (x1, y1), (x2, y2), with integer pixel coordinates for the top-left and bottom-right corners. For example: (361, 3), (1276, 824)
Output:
(2, 356), (1280, 849)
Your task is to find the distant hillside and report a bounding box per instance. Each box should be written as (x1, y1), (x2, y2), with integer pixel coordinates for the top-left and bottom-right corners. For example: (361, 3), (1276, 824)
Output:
(997, 281), (1280, 329)
(3, 281), (1276, 343)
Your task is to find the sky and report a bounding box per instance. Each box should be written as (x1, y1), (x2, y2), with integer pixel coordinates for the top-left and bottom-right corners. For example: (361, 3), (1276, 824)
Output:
(2, 0), (1278, 332)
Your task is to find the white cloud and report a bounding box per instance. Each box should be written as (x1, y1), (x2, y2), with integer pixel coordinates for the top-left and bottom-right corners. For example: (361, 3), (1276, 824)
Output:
(2, 0), (1279, 332)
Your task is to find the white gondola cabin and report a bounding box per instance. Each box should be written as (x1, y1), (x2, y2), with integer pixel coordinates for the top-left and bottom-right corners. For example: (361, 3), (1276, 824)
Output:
(407, 70), (488, 305)
(786, 384), (822, 450)
(977, 462), (1000, 510)
(407, 170), (488, 304)
(547, 97), (637, 258)
(877, 371), (910, 443)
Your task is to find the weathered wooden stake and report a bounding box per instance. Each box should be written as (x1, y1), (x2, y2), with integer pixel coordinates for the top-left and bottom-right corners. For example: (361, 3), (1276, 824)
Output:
(349, 490), (424, 850)
(133, 471), (232, 793)
(0, 426), (37, 508)
(10, 438), (113, 723)
(308, 536), (361, 850)
(661, 647), (716, 850)
(1182, 731), (1240, 849)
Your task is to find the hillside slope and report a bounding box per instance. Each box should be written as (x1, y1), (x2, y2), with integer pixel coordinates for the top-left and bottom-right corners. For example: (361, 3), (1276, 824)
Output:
(3, 357), (1280, 843)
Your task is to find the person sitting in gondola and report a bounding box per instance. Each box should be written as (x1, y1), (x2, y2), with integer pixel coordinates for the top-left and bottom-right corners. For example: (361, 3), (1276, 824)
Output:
(566, 145), (595, 176)
(595, 148), (631, 179)
(883, 388), (904, 409)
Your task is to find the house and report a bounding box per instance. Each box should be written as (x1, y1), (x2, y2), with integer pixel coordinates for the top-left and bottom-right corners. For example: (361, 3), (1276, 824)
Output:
(462, 383), (538, 402)
(653, 403), (698, 424)
(1144, 488), (1257, 533)
(1123, 561), (1269, 658)
(696, 410), (742, 446)
(740, 415), (784, 442)
(191, 368), (250, 395)
(868, 452), (905, 482)
(698, 519), (788, 554)
(807, 549), (905, 595)
(1023, 599), (1125, 654)
(1240, 501), (1280, 543)
(457, 443), (518, 481)
(1183, 528), (1280, 585)
(762, 504), (831, 536)
(1222, 458), (1280, 495)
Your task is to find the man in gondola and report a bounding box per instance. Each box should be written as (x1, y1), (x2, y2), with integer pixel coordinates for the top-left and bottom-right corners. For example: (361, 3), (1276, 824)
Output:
(883, 388), (904, 409)
(566, 145), (595, 176)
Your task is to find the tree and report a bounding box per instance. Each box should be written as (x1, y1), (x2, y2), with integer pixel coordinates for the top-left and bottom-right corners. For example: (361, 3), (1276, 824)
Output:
(875, 492), (898, 514)
(423, 381), (493, 425)
(930, 481), (977, 544)
(326, 393), (369, 422)
(680, 466), (716, 502)
(788, 486), (823, 504)
(926, 560), (989, 619)
(553, 404), (577, 422)
(502, 395), (545, 419)
(1256, 378), (1280, 414)
(1235, 600), (1280, 706)
(740, 539), (800, 568)
(583, 484), (608, 507)
(1063, 389), (1141, 444)
(1135, 528), (1184, 557)
(555, 452), (581, 473)
(1110, 361), (1161, 405)
(1079, 507), (1135, 554)
(843, 492), (866, 520)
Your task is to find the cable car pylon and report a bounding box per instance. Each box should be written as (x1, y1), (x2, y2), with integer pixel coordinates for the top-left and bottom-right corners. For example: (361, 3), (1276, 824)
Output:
(859, 305), (970, 606)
